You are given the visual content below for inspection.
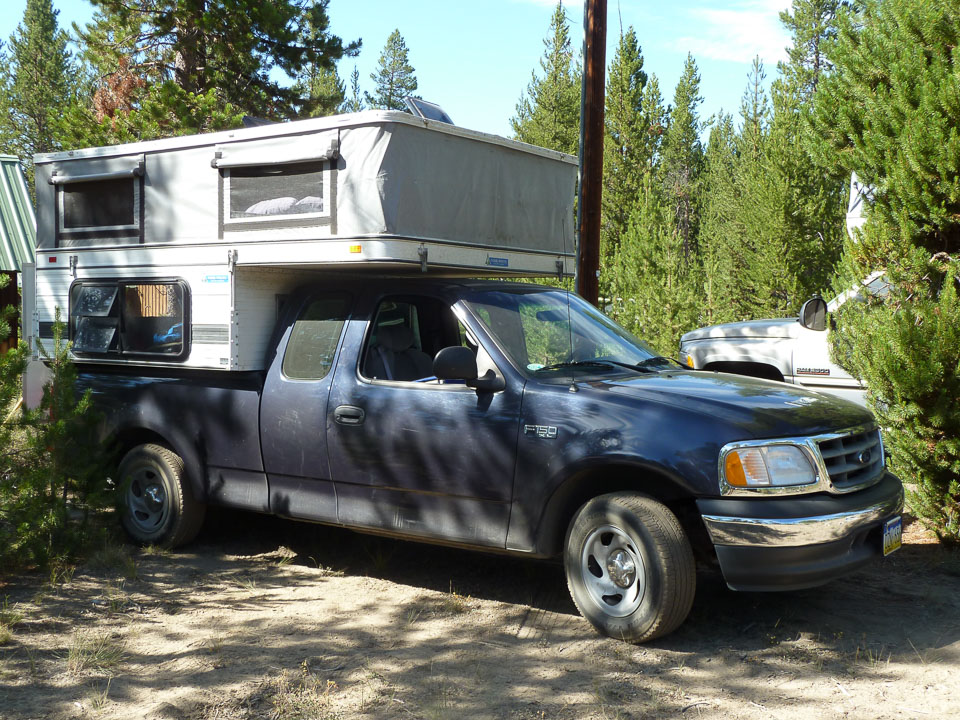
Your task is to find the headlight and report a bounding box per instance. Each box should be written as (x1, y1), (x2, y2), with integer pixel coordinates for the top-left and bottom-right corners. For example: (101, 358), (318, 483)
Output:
(721, 443), (817, 491)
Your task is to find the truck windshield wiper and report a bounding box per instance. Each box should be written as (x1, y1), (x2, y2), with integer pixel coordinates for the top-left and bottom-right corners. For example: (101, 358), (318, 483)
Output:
(535, 360), (653, 374)
(633, 356), (682, 370)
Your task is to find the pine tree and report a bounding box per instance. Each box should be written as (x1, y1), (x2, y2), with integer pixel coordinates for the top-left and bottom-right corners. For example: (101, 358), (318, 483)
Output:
(610, 178), (700, 354)
(697, 113), (744, 325)
(770, 0), (847, 303)
(510, 1), (581, 154)
(343, 66), (364, 113)
(779, 0), (842, 99)
(70, 0), (360, 143)
(298, 65), (346, 118)
(660, 54), (704, 260)
(601, 27), (647, 290)
(365, 29), (418, 111)
(811, 0), (960, 542)
(0, 0), (80, 188)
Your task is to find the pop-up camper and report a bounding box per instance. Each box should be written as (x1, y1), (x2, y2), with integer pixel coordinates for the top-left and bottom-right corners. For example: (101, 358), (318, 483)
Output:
(30, 110), (577, 371)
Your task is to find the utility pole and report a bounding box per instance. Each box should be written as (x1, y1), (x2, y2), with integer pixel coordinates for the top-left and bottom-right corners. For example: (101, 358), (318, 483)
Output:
(575, 0), (606, 306)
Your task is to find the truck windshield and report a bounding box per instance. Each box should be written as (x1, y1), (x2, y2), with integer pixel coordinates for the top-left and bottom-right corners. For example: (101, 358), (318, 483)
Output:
(463, 288), (663, 378)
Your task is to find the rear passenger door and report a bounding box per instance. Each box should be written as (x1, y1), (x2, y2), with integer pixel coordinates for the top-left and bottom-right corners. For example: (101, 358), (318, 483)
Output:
(326, 291), (522, 548)
(260, 292), (352, 523)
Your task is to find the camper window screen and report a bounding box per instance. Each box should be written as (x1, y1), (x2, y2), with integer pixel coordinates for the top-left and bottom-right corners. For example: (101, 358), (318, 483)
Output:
(227, 162), (324, 220)
(61, 178), (137, 230)
(70, 281), (187, 359)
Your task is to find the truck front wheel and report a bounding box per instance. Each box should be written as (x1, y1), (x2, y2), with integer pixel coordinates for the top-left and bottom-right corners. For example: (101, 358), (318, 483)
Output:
(118, 443), (205, 548)
(564, 493), (696, 643)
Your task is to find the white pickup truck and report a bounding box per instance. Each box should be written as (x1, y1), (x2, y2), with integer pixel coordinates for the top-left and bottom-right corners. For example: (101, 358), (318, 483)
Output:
(678, 273), (890, 407)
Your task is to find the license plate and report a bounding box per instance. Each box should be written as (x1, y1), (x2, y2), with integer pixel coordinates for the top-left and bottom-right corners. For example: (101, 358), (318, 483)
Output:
(883, 515), (902, 556)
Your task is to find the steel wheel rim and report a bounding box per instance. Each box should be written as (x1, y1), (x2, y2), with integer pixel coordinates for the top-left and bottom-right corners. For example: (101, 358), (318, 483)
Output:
(579, 524), (646, 618)
(125, 463), (170, 534)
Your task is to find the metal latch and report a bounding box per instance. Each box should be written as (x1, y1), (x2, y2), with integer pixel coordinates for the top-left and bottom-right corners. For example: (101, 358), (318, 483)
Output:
(418, 244), (428, 273)
(69, 255), (78, 278)
(556, 258), (564, 282)
(227, 248), (238, 273)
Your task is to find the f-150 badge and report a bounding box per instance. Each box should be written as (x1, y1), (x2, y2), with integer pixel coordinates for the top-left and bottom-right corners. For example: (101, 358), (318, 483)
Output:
(796, 367), (831, 376)
(524, 424), (558, 439)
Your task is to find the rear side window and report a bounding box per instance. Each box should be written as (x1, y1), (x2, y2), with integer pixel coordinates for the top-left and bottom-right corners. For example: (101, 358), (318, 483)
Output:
(70, 280), (188, 359)
(282, 294), (351, 380)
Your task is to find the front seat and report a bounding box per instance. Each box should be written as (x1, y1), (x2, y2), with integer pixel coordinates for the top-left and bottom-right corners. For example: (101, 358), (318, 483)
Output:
(367, 325), (433, 381)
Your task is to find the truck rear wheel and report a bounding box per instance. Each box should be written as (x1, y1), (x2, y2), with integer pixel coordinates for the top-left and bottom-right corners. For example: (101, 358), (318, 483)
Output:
(564, 493), (695, 643)
(118, 443), (205, 548)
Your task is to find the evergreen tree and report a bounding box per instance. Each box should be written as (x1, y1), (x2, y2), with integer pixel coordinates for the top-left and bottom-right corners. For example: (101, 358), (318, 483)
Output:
(610, 178), (700, 354)
(0, 0), (80, 188)
(601, 27), (647, 290)
(812, 0), (960, 542)
(779, 0), (842, 99)
(697, 113), (743, 325)
(343, 66), (364, 113)
(660, 54), (704, 260)
(510, 1), (581, 154)
(739, 57), (769, 162)
(639, 74), (667, 171)
(297, 65), (345, 118)
(70, 0), (359, 143)
(365, 29), (418, 111)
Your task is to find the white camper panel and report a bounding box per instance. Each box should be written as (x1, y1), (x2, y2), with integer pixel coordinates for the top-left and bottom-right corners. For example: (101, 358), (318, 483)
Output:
(32, 111), (577, 370)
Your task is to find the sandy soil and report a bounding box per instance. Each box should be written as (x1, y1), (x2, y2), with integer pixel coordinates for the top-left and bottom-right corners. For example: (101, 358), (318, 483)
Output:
(0, 510), (957, 720)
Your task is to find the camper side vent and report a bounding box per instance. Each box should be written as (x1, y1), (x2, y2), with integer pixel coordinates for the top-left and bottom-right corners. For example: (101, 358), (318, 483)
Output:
(192, 324), (230, 344)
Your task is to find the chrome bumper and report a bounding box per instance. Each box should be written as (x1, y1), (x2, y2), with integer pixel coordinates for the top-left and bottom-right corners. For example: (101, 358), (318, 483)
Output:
(701, 487), (903, 548)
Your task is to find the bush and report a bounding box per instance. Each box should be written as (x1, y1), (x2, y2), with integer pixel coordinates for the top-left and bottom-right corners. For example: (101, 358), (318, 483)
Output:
(0, 304), (109, 571)
(814, 0), (960, 543)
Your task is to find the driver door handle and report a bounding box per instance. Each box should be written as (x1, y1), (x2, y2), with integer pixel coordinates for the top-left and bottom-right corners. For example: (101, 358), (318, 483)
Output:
(334, 405), (365, 426)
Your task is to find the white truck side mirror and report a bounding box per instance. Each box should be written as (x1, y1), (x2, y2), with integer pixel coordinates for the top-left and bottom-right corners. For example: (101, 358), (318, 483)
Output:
(799, 296), (828, 332)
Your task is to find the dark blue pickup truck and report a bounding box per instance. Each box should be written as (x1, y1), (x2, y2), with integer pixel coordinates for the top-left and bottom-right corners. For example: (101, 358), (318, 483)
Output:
(81, 276), (903, 642)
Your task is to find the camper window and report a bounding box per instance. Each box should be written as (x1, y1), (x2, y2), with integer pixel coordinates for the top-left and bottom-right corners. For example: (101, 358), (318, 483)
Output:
(69, 280), (188, 359)
(224, 162), (326, 227)
(58, 177), (142, 243)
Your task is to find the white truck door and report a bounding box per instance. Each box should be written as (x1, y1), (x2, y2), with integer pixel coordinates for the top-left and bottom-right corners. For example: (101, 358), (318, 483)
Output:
(792, 325), (866, 406)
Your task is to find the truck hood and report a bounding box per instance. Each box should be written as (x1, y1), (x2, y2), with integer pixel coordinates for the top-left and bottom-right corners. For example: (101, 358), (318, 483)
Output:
(681, 317), (800, 342)
(585, 369), (871, 438)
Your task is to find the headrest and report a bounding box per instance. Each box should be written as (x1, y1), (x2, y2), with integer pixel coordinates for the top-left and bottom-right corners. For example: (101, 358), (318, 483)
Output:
(377, 324), (415, 352)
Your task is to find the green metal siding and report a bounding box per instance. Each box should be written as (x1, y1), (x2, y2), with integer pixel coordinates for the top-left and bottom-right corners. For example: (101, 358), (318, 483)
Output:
(0, 155), (36, 272)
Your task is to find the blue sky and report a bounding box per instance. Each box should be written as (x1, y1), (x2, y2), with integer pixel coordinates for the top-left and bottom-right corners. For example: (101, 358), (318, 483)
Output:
(0, 0), (793, 139)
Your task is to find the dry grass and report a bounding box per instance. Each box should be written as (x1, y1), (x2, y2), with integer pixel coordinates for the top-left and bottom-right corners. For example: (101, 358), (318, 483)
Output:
(67, 631), (126, 675)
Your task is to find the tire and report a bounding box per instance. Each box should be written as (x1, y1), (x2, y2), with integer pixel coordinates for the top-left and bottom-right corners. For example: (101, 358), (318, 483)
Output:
(117, 443), (206, 548)
(564, 493), (696, 643)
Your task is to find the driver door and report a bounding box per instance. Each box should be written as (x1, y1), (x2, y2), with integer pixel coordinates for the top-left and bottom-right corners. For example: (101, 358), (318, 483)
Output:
(326, 292), (521, 547)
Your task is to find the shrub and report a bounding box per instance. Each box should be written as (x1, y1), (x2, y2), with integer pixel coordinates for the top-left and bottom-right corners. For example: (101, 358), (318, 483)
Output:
(0, 305), (110, 571)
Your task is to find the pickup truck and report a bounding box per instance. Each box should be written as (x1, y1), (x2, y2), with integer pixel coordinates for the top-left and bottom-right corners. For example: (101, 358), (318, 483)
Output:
(83, 275), (904, 643)
(677, 274), (891, 407)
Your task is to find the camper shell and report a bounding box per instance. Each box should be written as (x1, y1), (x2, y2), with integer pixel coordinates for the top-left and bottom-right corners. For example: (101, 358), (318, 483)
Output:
(31, 111), (577, 371)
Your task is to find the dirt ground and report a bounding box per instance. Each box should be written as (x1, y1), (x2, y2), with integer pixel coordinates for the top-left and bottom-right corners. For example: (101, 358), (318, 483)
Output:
(0, 509), (957, 720)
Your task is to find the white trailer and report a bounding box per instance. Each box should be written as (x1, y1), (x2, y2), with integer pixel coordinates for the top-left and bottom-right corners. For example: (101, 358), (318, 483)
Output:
(30, 111), (577, 372)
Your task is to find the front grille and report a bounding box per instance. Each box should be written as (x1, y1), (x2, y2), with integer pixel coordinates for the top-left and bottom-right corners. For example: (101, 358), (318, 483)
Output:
(817, 427), (885, 492)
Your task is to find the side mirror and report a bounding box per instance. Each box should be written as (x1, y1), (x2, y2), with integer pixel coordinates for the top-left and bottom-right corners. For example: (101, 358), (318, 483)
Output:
(433, 346), (479, 381)
(433, 346), (505, 392)
(799, 296), (828, 332)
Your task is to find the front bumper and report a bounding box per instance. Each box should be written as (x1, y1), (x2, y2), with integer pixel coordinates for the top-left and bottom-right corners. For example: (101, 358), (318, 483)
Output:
(696, 471), (903, 591)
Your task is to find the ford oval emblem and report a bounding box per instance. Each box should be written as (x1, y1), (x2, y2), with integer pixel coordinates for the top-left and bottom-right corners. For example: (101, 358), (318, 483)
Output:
(857, 449), (872, 465)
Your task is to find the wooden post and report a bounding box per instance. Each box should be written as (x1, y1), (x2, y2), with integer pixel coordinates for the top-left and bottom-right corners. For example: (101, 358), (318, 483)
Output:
(576, 0), (607, 306)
